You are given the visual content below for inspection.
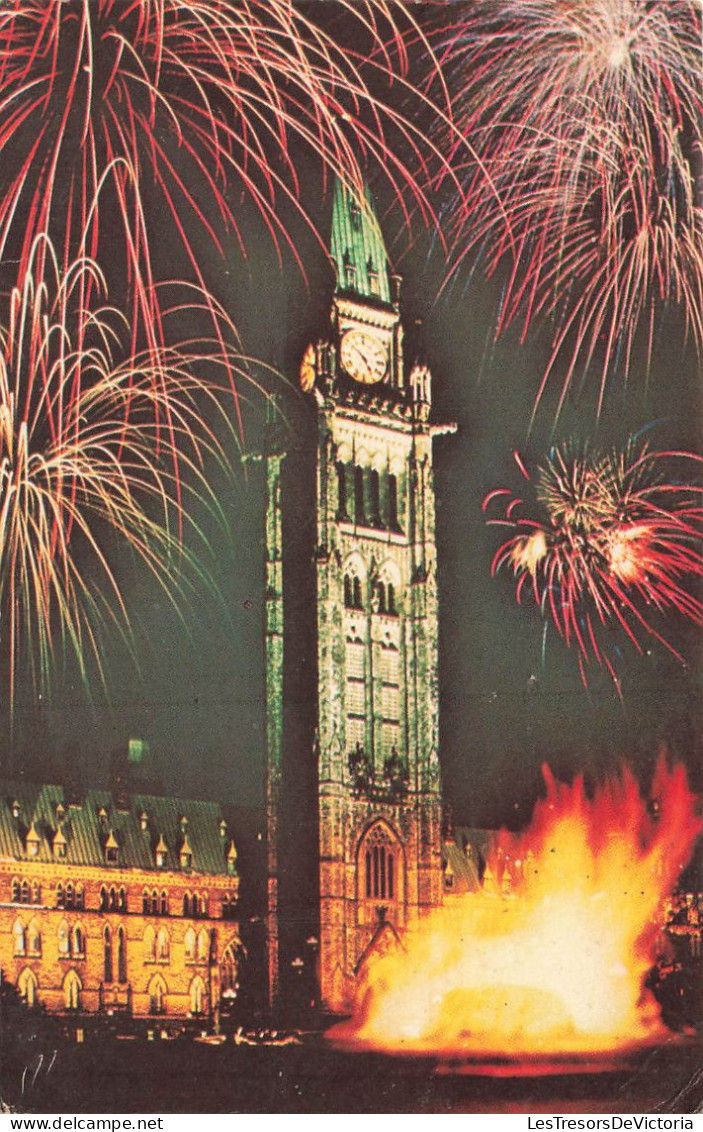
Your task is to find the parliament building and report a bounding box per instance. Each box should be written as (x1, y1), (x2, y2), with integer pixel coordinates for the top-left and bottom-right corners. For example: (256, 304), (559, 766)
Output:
(0, 762), (243, 1024)
(264, 181), (456, 1014)
(0, 180), (464, 1024)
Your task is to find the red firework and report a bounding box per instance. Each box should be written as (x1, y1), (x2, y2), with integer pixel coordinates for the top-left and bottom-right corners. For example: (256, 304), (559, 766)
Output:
(438, 0), (703, 417)
(0, 0), (440, 373)
(484, 444), (703, 686)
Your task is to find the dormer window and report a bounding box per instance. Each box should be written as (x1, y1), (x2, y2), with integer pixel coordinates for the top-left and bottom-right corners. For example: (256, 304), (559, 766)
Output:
(140, 811), (149, 832)
(179, 815), (189, 834)
(180, 835), (193, 871)
(155, 834), (168, 869)
(11, 800), (21, 820)
(56, 802), (65, 822)
(104, 829), (119, 865)
(227, 840), (238, 877)
(219, 819), (227, 839)
(53, 827), (67, 859)
(97, 806), (108, 827)
(25, 823), (40, 858)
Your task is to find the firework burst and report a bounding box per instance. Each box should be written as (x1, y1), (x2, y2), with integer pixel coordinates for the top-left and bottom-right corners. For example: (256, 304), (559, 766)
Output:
(484, 443), (703, 686)
(0, 0), (443, 363)
(440, 0), (703, 415)
(0, 244), (239, 711)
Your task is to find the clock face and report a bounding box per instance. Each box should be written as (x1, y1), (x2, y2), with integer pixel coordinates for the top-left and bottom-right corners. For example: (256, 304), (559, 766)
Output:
(340, 329), (388, 385)
(299, 343), (315, 392)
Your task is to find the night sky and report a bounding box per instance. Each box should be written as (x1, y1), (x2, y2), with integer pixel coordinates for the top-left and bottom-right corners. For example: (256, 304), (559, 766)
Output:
(2, 7), (701, 833)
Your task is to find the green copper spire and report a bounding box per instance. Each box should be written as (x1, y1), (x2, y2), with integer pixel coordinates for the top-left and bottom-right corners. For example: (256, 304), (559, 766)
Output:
(330, 180), (391, 303)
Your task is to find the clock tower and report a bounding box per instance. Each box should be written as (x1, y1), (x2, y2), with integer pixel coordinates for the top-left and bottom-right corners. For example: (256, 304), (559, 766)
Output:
(265, 180), (452, 1015)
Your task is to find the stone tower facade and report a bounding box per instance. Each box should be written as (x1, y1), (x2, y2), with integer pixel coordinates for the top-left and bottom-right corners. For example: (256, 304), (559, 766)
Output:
(265, 181), (452, 1015)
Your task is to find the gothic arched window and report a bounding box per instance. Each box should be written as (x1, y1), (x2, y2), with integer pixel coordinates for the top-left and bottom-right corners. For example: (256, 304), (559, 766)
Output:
(27, 919), (41, 956)
(197, 928), (210, 963)
(388, 473), (399, 530)
(148, 974), (167, 1015)
(189, 975), (206, 1016)
(104, 927), (113, 983)
(369, 469), (381, 526)
(31, 881), (41, 905)
(117, 926), (127, 984)
(359, 822), (403, 904)
(157, 927), (170, 963)
(184, 926), (196, 962)
(142, 889), (150, 915)
(58, 920), (70, 957)
(13, 920), (26, 956)
(63, 970), (81, 1012)
(72, 925), (85, 957)
(18, 967), (38, 1008)
(354, 466), (365, 525)
(182, 893), (191, 917)
(143, 925), (156, 964)
(100, 885), (109, 912)
(11, 878), (20, 903)
(336, 462), (348, 521)
(20, 879), (30, 904)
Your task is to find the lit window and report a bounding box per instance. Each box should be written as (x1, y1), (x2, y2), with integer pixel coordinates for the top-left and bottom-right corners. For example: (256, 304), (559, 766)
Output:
(189, 976), (205, 1016)
(143, 925), (156, 963)
(64, 970), (81, 1012)
(359, 823), (402, 903)
(58, 920), (70, 957)
(184, 926), (196, 962)
(27, 920), (41, 956)
(197, 929), (210, 963)
(13, 920), (26, 956)
(157, 927), (170, 963)
(18, 968), (38, 1007)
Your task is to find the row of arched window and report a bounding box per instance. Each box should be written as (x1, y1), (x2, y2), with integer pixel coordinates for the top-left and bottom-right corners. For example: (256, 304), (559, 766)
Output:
(58, 882), (85, 909)
(16, 967), (209, 1017)
(182, 892), (208, 918)
(337, 463), (401, 531)
(18, 967), (82, 1011)
(10, 880), (231, 918)
(10, 879), (41, 905)
(14, 918), (86, 959)
(344, 573), (400, 616)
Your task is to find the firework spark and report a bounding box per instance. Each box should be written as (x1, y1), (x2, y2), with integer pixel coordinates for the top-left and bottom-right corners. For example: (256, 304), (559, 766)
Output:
(0, 0), (443, 364)
(440, 0), (703, 415)
(0, 244), (239, 710)
(484, 444), (703, 685)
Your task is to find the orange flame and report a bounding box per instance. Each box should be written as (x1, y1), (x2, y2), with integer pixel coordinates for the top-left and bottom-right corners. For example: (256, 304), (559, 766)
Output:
(336, 757), (701, 1060)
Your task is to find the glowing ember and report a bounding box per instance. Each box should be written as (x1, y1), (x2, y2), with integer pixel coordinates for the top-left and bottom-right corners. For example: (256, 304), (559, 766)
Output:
(334, 757), (701, 1059)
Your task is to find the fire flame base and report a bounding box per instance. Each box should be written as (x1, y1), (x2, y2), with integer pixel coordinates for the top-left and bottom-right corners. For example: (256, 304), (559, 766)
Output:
(331, 757), (701, 1063)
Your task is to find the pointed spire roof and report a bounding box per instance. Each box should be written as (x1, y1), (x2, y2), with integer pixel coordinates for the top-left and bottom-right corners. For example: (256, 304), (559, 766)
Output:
(330, 180), (391, 303)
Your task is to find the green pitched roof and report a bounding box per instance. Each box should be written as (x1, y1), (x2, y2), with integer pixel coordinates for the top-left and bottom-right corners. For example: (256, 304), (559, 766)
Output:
(0, 780), (234, 877)
(330, 180), (391, 303)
